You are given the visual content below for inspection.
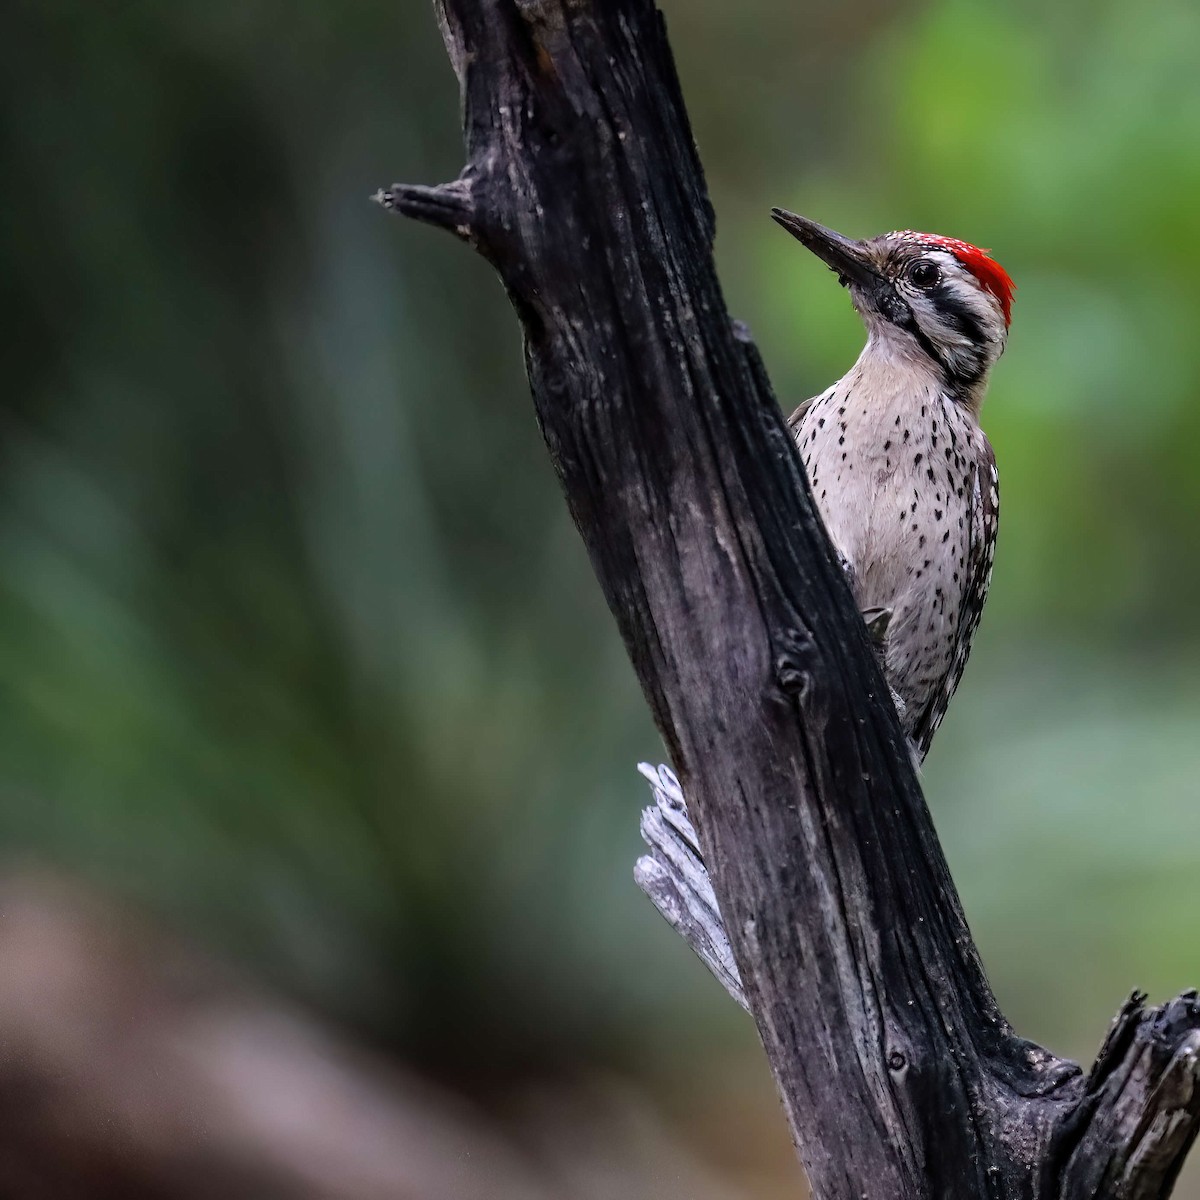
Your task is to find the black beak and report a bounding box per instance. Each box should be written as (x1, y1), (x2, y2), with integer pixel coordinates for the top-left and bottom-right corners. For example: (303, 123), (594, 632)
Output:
(770, 209), (880, 290)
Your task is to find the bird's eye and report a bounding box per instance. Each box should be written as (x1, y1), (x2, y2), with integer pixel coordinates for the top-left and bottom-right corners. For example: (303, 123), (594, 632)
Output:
(907, 261), (940, 289)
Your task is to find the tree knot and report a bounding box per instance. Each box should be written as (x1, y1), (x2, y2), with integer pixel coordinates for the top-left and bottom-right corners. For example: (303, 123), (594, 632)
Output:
(773, 628), (817, 701)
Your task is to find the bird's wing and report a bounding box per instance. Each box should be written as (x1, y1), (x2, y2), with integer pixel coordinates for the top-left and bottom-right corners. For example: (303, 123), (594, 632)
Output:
(908, 434), (999, 760)
(787, 396), (814, 434)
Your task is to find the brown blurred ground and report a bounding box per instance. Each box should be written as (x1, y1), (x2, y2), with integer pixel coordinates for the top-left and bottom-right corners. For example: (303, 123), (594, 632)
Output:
(0, 874), (802, 1199)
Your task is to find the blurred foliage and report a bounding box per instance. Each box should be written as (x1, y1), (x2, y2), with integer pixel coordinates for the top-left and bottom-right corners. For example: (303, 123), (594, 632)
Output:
(1, 0), (1199, 1191)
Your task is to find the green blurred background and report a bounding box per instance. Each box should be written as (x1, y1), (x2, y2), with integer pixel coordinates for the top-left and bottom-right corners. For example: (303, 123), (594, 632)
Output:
(2, 0), (1199, 1194)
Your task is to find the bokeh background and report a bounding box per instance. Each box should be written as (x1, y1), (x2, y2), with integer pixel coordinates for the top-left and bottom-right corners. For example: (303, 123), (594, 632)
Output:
(2, 0), (1199, 1195)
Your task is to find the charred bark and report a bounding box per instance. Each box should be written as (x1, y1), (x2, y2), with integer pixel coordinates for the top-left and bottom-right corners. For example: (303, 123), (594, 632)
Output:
(379, 4), (1200, 1196)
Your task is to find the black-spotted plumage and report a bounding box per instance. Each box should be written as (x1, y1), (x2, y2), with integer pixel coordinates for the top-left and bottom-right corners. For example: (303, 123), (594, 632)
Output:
(775, 212), (1013, 760)
(906, 430), (998, 758)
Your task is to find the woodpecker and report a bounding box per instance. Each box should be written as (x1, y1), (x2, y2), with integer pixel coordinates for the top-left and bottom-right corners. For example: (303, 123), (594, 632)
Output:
(772, 210), (1014, 760)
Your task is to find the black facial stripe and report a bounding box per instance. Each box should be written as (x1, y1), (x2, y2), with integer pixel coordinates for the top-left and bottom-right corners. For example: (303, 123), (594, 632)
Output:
(932, 287), (989, 390)
(932, 285), (987, 348)
(874, 280), (953, 380)
(907, 316), (953, 381)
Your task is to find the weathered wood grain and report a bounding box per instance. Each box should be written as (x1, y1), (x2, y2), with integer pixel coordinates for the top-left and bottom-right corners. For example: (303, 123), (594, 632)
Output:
(380, 3), (1200, 1196)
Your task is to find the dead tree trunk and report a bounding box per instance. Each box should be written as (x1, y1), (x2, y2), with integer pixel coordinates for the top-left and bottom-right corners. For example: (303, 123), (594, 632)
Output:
(378, 3), (1200, 1197)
